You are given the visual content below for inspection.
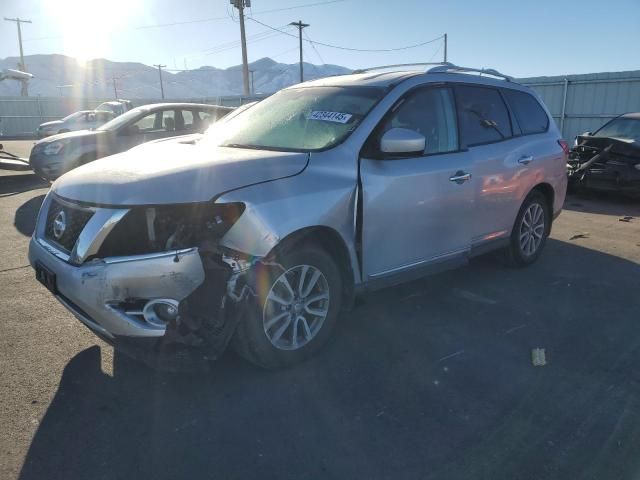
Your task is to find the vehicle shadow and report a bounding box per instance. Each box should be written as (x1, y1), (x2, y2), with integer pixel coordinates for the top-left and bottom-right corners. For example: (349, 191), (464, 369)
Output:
(14, 194), (46, 237)
(0, 173), (48, 197)
(18, 239), (640, 480)
(564, 192), (640, 217)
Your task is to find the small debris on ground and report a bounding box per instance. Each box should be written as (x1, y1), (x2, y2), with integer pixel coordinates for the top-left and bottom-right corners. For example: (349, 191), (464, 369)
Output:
(531, 348), (547, 367)
(569, 232), (590, 240)
(619, 216), (634, 223)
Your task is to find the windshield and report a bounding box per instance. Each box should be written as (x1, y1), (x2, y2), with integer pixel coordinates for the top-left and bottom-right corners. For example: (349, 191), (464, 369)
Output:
(202, 86), (384, 152)
(96, 102), (117, 113)
(593, 117), (640, 141)
(96, 107), (147, 131)
(62, 112), (85, 122)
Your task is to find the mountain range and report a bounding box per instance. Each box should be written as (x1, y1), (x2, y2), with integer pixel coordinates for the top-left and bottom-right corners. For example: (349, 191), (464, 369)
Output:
(0, 54), (351, 99)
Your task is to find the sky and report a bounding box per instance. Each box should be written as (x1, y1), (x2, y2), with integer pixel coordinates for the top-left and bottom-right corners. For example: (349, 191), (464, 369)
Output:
(1, 0), (639, 77)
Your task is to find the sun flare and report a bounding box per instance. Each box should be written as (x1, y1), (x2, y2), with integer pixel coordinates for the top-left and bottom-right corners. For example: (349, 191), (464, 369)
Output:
(42, 0), (146, 63)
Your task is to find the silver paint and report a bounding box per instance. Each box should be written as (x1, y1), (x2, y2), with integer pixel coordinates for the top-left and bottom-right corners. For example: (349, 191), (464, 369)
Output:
(31, 70), (568, 340)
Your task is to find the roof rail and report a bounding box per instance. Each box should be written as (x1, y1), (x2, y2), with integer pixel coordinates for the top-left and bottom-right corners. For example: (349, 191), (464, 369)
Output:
(426, 63), (513, 82)
(352, 62), (449, 74)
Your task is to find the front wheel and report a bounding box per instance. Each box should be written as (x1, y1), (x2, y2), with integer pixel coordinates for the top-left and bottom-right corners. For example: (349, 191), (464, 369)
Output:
(501, 191), (550, 267)
(233, 244), (342, 369)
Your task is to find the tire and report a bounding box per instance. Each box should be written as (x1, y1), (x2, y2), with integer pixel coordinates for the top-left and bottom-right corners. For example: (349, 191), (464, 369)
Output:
(501, 191), (550, 267)
(233, 244), (343, 369)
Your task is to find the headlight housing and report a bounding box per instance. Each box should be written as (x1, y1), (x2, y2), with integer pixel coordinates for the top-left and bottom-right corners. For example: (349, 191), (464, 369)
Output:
(43, 141), (65, 155)
(93, 202), (245, 259)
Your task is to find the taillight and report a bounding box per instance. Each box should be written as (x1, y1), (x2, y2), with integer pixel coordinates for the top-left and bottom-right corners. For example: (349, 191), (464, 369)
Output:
(558, 139), (569, 156)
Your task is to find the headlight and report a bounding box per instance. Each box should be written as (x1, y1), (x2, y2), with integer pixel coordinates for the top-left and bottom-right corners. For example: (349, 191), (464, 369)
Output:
(43, 141), (65, 155)
(93, 202), (245, 259)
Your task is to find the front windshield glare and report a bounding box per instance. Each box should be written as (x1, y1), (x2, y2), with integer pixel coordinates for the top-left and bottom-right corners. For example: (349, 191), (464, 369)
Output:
(62, 112), (83, 122)
(594, 118), (640, 141)
(204, 86), (384, 151)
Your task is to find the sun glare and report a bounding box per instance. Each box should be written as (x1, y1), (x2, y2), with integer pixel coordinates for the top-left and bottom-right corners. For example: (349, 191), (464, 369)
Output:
(42, 0), (145, 63)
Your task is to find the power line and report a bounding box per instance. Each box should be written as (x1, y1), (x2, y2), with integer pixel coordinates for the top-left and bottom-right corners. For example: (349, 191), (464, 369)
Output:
(247, 17), (444, 52)
(253, 0), (345, 15)
(303, 30), (325, 65)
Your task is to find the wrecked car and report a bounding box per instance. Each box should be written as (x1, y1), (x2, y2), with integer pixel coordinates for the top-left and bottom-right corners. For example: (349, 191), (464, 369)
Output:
(29, 63), (568, 370)
(567, 113), (640, 196)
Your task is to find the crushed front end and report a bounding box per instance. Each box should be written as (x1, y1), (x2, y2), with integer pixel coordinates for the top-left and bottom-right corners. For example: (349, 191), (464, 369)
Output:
(29, 193), (257, 371)
(568, 135), (640, 196)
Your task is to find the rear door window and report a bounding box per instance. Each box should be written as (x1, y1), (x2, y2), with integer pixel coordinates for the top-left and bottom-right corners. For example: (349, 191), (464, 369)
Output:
(455, 85), (512, 146)
(502, 89), (549, 135)
(182, 110), (195, 130)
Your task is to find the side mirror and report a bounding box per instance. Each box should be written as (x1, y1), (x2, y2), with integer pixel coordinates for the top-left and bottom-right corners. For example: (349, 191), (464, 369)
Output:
(380, 128), (425, 156)
(582, 131), (592, 137)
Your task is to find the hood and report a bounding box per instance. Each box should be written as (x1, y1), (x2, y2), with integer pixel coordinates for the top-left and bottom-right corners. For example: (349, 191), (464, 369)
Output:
(575, 135), (640, 165)
(53, 142), (309, 205)
(39, 120), (63, 129)
(35, 129), (104, 145)
(132, 133), (203, 149)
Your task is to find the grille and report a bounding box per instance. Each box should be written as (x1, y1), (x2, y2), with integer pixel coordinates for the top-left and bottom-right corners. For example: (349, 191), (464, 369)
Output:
(44, 197), (94, 253)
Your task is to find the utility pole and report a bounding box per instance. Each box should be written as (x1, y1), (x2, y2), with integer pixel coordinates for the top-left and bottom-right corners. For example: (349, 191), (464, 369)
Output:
(112, 73), (119, 98)
(4, 17), (32, 96)
(444, 33), (448, 63)
(154, 64), (166, 99)
(290, 20), (309, 83)
(231, 0), (251, 96)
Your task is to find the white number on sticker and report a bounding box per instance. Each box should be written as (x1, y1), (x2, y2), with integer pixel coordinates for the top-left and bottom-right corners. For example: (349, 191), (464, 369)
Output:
(307, 111), (353, 124)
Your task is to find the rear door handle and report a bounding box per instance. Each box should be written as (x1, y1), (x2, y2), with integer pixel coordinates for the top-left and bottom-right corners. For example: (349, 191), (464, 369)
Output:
(449, 171), (472, 184)
(518, 155), (534, 165)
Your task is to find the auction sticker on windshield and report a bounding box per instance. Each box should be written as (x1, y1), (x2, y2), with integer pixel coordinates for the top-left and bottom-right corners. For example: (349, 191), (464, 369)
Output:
(307, 111), (353, 123)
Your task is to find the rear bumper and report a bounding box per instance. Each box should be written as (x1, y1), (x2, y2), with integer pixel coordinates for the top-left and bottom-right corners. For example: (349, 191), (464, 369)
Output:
(28, 236), (206, 338)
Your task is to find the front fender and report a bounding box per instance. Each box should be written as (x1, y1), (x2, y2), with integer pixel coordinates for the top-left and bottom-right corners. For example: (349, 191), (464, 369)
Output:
(216, 167), (361, 284)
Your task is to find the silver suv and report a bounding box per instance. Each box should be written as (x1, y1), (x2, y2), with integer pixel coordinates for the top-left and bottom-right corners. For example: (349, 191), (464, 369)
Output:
(29, 63), (568, 369)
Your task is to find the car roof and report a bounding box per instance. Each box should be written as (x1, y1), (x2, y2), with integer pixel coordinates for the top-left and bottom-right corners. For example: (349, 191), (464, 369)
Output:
(138, 102), (233, 111)
(620, 112), (640, 120)
(292, 69), (534, 94)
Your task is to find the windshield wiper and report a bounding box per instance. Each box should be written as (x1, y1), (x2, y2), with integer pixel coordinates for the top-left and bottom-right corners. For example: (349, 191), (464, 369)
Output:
(222, 143), (264, 150)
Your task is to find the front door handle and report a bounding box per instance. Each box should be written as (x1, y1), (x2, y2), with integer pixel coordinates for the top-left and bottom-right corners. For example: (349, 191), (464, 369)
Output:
(518, 155), (534, 165)
(449, 171), (472, 184)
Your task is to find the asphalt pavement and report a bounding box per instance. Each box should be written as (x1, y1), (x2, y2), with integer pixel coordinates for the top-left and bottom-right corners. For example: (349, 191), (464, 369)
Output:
(1, 140), (640, 480)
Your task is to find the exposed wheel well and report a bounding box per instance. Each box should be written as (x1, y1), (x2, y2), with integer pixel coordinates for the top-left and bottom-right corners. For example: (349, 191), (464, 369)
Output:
(531, 183), (554, 213)
(269, 227), (355, 308)
(529, 183), (555, 233)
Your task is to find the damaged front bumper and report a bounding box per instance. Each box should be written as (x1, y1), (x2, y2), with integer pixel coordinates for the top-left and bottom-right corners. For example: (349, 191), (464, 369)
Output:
(29, 238), (205, 339)
(29, 237), (254, 370)
(568, 136), (640, 195)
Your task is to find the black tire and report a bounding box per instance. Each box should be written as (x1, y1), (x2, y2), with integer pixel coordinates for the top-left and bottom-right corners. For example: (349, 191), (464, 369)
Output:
(233, 244), (342, 369)
(501, 191), (550, 267)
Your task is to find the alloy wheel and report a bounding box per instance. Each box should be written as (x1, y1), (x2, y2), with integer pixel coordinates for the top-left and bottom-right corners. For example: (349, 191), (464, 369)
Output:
(262, 265), (330, 351)
(519, 202), (545, 256)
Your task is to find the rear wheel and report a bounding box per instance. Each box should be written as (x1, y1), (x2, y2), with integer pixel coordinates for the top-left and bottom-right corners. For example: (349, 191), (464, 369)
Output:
(233, 244), (342, 369)
(501, 191), (550, 267)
